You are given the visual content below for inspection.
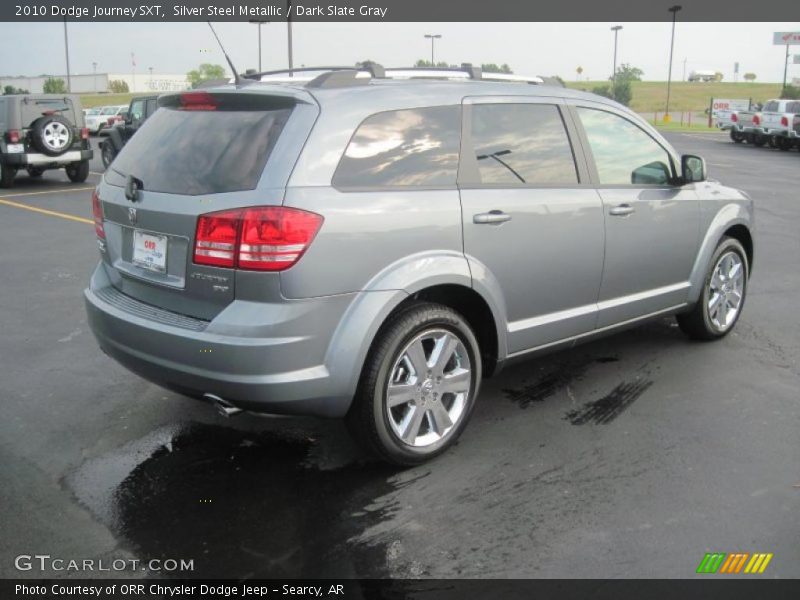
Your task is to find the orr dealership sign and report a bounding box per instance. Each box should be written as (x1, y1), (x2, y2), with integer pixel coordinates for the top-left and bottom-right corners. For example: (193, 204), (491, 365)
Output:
(773, 32), (800, 45)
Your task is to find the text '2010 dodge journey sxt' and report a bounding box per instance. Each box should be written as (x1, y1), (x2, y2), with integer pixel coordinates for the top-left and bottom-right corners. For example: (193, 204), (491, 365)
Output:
(85, 67), (754, 465)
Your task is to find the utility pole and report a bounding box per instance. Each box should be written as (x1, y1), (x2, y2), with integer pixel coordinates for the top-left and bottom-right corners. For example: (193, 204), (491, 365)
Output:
(665, 5), (682, 122)
(287, 1), (294, 76)
(682, 57), (687, 81)
(782, 44), (790, 97)
(63, 18), (71, 92)
(611, 26), (622, 93)
(249, 20), (268, 72)
(92, 62), (97, 93)
(424, 34), (442, 65)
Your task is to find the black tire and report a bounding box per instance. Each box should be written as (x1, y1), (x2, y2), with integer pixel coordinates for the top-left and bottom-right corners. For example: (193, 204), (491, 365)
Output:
(100, 140), (117, 168)
(729, 130), (744, 143)
(775, 136), (792, 151)
(26, 166), (44, 178)
(347, 302), (482, 466)
(677, 237), (749, 341)
(751, 134), (767, 147)
(0, 163), (16, 188)
(65, 160), (89, 183)
(30, 115), (74, 156)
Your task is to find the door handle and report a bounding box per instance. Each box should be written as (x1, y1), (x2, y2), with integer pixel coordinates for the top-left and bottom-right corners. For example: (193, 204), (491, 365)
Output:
(609, 203), (635, 216)
(474, 210), (512, 225)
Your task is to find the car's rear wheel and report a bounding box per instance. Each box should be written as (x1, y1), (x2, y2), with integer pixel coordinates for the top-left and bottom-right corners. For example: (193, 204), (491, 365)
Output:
(677, 237), (748, 341)
(100, 140), (117, 168)
(1, 164), (16, 188)
(65, 160), (89, 183)
(750, 134), (767, 147)
(26, 166), (44, 178)
(729, 130), (744, 143)
(347, 302), (481, 465)
(30, 116), (74, 156)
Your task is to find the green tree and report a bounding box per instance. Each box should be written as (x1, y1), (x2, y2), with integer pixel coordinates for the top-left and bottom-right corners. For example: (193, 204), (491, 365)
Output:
(414, 59), (450, 68)
(613, 64), (643, 82)
(743, 72), (757, 81)
(187, 63), (227, 87)
(714, 71), (724, 82)
(481, 63), (513, 74)
(108, 79), (129, 93)
(43, 77), (67, 93)
(3, 85), (29, 95)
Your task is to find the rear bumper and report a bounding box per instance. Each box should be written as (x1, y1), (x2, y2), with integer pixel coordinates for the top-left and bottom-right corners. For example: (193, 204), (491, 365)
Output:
(1, 149), (92, 166)
(84, 263), (358, 417)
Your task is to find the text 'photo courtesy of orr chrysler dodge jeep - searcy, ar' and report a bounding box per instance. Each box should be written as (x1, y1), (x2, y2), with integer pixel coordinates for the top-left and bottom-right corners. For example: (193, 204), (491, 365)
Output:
(85, 65), (754, 465)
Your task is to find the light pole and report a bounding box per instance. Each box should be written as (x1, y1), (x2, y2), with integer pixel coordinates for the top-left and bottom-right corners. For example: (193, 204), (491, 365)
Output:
(287, 1), (294, 76)
(682, 57), (688, 81)
(249, 19), (268, 72)
(63, 18), (71, 92)
(665, 5), (682, 122)
(424, 34), (442, 66)
(782, 44), (790, 97)
(92, 61), (97, 93)
(611, 26), (622, 94)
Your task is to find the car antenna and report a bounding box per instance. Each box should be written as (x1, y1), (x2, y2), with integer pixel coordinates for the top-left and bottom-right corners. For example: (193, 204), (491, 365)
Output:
(207, 21), (243, 86)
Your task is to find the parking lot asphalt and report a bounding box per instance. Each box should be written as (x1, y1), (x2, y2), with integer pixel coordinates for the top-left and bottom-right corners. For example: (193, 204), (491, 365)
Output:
(0, 134), (798, 579)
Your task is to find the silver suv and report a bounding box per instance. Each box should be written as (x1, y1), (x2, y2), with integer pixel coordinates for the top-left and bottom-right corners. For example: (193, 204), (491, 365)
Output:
(85, 66), (754, 465)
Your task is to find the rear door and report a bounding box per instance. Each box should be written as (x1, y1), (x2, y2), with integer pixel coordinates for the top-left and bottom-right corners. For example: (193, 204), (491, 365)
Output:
(97, 90), (317, 320)
(571, 103), (700, 327)
(459, 97), (605, 354)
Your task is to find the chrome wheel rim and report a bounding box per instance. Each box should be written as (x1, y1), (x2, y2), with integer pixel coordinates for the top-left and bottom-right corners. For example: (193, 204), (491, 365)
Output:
(385, 328), (471, 448)
(708, 251), (745, 331)
(43, 121), (70, 150)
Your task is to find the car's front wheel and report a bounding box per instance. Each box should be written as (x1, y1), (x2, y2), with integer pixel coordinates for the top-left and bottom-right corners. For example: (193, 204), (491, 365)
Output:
(100, 140), (117, 168)
(65, 160), (90, 183)
(347, 302), (481, 465)
(677, 237), (749, 340)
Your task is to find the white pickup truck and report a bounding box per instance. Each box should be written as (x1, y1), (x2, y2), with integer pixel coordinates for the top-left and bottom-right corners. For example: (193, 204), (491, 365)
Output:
(759, 99), (800, 151)
(728, 108), (765, 145)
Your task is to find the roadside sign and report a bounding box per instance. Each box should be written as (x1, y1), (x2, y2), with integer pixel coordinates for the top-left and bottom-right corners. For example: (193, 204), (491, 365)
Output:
(773, 32), (800, 45)
(734, 62), (739, 73)
(711, 98), (750, 116)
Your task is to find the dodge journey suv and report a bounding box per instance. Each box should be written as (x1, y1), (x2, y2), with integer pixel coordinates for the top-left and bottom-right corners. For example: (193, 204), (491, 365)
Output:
(85, 65), (754, 465)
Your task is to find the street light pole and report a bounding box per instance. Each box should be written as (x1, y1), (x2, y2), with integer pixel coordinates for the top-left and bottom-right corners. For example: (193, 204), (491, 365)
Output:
(92, 62), (97, 93)
(424, 34), (442, 66)
(249, 20), (268, 72)
(63, 18), (71, 92)
(611, 26), (622, 92)
(665, 5), (682, 121)
(287, 1), (294, 76)
(782, 44), (790, 97)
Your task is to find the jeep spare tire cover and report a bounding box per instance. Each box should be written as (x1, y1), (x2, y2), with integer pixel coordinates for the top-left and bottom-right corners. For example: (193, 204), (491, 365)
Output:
(31, 115), (74, 156)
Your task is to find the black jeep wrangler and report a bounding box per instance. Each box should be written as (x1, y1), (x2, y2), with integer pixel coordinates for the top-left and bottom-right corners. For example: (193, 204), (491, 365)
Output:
(0, 94), (93, 188)
(100, 95), (159, 168)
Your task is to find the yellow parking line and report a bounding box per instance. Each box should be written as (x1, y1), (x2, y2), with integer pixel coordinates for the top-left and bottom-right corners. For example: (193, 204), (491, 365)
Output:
(0, 198), (92, 225)
(0, 186), (95, 198)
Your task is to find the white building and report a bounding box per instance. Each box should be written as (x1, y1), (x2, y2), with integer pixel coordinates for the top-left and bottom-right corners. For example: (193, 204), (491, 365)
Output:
(0, 73), (190, 94)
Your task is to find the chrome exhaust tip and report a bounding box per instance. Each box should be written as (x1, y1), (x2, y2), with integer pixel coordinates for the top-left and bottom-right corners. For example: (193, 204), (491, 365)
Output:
(203, 393), (243, 418)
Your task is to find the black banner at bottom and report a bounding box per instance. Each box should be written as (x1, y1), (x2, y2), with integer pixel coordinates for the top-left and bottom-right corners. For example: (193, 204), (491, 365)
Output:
(5, 579), (800, 600)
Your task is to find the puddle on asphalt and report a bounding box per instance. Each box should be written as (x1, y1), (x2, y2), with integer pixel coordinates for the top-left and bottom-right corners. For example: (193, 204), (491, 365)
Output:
(502, 355), (619, 408)
(65, 422), (399, 578)
(565, 378), (654, 425)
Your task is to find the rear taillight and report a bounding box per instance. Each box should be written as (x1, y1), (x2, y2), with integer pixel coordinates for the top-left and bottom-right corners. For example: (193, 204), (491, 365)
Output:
(92, 190), (105, 239)
(7, 129), (20, 143)
(193, 207), (323, 272)
(80, 127), (89, 140)
(193, 210), (241, 268)
(780, 116), (789, 127)
(731, 113), (738, 123)
(179, 91), (218, 111)
(753, 115), (760, 126)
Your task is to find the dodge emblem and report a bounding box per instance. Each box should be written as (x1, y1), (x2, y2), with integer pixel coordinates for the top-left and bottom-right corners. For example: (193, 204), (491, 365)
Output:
(128, 207), (137, 225)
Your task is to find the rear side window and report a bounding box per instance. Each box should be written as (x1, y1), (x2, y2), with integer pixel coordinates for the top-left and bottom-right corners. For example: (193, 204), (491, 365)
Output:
(788, 102), (800, 113)
(469, 103), (578, 185)
(763, 101), (779, 112)
(106, 106), (292, 195)
(333, 106), (461, 188)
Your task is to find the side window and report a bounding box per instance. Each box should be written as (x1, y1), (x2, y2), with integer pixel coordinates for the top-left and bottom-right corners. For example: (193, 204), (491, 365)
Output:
(129, 101), (144, 121)
(333, 105), (461, 188)
(145, 98), (158, 118)
(0, 99), (6, 130)
(469, 103), (578, 185)
(763, 101), (779, 112)
(577, 108), (673, 185)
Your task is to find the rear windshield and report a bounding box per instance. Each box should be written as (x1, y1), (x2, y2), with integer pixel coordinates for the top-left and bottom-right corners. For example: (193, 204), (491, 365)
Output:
(20, 98), (78, 127)
(106, 106), (292, 195)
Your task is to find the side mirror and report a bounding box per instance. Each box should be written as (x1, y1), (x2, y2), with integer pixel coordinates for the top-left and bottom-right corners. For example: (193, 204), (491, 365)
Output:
(681, 154), (706, 184)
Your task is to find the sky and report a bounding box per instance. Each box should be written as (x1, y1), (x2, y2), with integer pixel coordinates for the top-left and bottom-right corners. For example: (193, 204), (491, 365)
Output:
(0, 21), (798, 82)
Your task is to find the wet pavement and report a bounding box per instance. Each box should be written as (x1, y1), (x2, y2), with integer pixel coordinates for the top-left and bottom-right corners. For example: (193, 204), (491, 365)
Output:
(1, 133), (798, 579)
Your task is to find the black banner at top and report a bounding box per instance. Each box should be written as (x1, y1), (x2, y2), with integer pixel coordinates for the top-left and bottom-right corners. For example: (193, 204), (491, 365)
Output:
(2, 0), (799, 22)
